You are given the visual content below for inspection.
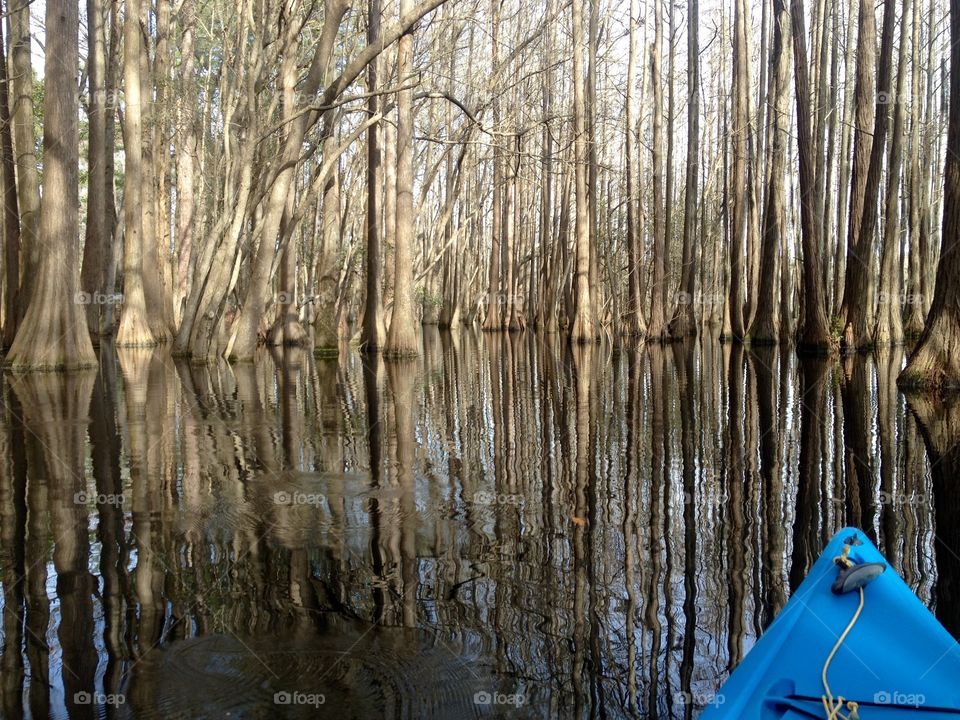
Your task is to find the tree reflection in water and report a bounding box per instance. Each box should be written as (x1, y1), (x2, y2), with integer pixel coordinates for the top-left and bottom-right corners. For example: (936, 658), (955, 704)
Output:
(0, 332), (953, 718)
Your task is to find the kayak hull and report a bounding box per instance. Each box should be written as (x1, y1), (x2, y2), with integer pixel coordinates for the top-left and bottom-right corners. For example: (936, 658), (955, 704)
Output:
(703, 527), (960, 719)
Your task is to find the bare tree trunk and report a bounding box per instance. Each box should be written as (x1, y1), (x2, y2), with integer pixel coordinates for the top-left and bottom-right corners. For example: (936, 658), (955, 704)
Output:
(361, 0), (386, 350)
(623, 0), (644, 338)
(670, 0), (699, 337)
(385, 0), (420, 356)
(81, 0), (109, 339)
(875, 0), (910, 346)
(0, 11), (20, 348)
(482, 0), (503, 332)
(748, 0), (791, 344)
(833, 0), (857, 317)
(898, 0), (960, 390)
(647, 0), (668, 341)
(228, 0), (350, 361)
(315, 131), (342, 354)
(8, 0), (39, 310)
(174, 0), (198, 330)
(790, 0), (836, 352)
(727, 0), (750, 341)
(569, 0), (594, 344)
(116, 0), (157, 347)
(904, 0), (926, 337)
(6, 0), (96, 369)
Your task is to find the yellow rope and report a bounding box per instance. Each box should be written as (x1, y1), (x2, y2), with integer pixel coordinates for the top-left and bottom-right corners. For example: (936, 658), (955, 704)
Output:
(820, 584), (864, 720)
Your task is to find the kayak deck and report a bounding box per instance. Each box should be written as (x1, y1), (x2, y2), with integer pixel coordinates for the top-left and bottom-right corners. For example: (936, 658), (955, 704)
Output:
(704, 527), (960, 719)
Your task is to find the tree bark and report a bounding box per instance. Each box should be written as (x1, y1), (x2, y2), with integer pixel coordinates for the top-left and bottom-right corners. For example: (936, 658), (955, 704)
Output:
(0, 11), (21, 348)
(361, 0), (386, 351)
(8, 0), (39, 311)
(875, 0), (910, 346)
(727, 0), (751, 341)
(80, 0), (109, 339)
(384, 0), (420, 356)
(569, 0), (594, 344)
(646, 0), (669, 341)
(748, 0), (791, 344)
(116, 0), (157, 347)
(669, 0), (699, 338)
(898, 0), (960, 390)
(843, 0), (897, 352)
(790, 0), (836, 352)
(6, 0), (96, 369)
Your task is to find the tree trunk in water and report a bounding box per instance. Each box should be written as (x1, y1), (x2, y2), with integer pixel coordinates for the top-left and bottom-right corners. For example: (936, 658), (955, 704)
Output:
(139, 0), (170, 343)
(832, 0), (857, 318)
(229, 0), (349, 361)
(6, 0), (96, 369)
(898, 0), (960, 390)
(174, 0), (198, 331)
(315, 132), (342, 355)
(482, 0), (503, 332)
(569, 0), (593, 344)
(0, 14), (21, 348)
(116, 0), (157, 347)
(384, 0), (420, 357)
(790, 0), (836, 352)
(80, 0), (109, 339)
(747, 0), (790, 344)
(669, 0), (699, 338)
(623, 0), (645, 339)
(843, 0), (896, 352)
(726, 0), (750, 341)
(904, 0), (926, 337)
(360, 0), (386, 351)
(875, 0), (910, 346)
(8, 0), (39, 311)
(646, 0), (668, 342)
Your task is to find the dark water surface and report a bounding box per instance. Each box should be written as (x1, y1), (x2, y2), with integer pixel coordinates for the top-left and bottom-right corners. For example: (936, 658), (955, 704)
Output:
(0, 331), (957, 719)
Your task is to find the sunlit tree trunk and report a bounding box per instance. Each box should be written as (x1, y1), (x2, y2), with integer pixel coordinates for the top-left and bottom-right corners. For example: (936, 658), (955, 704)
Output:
(0, 14), (20, 348)
(81, 0), (109, 339)
(361, 0), (386, 351)
(569, 0), (594, 344)
(8, 0), (39, 310)
(116, 0), (157, 348)
(174, 0), (198, 330)
(385, 0), (420, 356)
(6, 0), (96, 369)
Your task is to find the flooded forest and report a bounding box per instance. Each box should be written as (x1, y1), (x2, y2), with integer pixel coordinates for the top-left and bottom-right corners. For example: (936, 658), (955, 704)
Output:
(0, 0), (958, 716)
